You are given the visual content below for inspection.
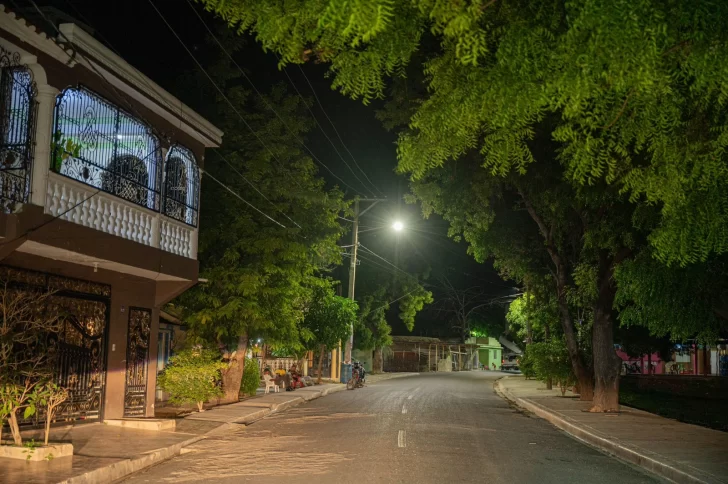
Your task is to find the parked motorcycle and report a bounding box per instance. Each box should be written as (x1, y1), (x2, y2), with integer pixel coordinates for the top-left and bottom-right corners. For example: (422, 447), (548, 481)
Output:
(347, 361), (366, 390)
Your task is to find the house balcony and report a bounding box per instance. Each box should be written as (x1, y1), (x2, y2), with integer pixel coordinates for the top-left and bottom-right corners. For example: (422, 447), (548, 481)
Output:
(0, 54), (208, 285)
(43, 171), (197, 259)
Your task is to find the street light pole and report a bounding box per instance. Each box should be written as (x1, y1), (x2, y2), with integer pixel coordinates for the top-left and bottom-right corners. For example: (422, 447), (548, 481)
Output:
(344, 198), (387, 365)
(345, 199), (359, 364)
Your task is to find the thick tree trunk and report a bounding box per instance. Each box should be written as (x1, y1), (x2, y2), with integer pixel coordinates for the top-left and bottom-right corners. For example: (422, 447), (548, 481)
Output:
(590, 252), (622, 413)
(373, 347), (383, 373)
(316, 344), (326, 384)
(591, 309), (621, 412)
(220, 334), (248, 404)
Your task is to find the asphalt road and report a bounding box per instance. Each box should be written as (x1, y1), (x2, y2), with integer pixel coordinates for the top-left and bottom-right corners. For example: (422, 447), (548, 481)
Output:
(124, 372), (664, 483)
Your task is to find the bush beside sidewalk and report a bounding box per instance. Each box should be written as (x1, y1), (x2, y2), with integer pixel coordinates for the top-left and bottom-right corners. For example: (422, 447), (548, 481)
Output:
(495, 375), (728, 484)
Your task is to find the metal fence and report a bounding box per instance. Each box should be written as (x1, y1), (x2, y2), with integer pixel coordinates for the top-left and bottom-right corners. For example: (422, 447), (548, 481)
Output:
(0, 47), (37, 212)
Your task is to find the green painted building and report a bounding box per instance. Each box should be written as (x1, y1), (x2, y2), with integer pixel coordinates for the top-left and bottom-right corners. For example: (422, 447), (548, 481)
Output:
(472, 337), (502, 370)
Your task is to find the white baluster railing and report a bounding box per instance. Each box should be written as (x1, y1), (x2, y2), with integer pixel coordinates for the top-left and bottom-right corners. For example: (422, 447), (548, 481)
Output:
(44, 173), (196, 259)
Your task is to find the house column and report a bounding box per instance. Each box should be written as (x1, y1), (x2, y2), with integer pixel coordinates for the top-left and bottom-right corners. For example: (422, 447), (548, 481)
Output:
(30, 83), (59, 208)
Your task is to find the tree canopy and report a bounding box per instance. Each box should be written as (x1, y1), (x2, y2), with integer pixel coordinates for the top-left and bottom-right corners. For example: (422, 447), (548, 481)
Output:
(173, 31), (348, 401)
(199, 0), (728, 266)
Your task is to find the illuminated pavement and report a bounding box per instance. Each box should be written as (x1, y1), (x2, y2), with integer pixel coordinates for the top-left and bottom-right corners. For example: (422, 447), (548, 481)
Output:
(122, 372), (665, 483)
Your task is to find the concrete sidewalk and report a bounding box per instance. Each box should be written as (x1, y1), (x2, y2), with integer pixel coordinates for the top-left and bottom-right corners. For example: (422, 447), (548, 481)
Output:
(1, 382), (346, 484)
(496, 375), (728, 484)
(2, 373), (419, 484)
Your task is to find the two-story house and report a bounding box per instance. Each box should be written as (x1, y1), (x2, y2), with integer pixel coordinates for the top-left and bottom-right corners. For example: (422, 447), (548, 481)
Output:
(0, 6), (222, 422)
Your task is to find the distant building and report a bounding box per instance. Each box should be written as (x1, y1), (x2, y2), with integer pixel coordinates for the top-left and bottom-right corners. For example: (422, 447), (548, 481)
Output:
(473, 337), (502, 370)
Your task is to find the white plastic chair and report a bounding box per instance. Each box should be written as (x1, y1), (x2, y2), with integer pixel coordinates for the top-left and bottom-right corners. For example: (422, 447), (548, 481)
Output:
(263, 374), (279, 394)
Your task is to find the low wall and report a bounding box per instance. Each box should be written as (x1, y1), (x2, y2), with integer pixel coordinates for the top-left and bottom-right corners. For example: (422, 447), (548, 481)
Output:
(622, 375), (728, 400)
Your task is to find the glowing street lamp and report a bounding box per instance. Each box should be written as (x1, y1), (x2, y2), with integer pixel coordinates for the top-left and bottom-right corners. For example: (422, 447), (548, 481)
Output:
(392, 221), (404, 232)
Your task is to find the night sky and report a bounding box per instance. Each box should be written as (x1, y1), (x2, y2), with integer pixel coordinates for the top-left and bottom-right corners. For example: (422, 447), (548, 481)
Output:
(26, 0), (515, 337)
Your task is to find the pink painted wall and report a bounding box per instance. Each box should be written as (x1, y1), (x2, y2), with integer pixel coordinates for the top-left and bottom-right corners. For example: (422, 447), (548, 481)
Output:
(616, 349), (665, 374)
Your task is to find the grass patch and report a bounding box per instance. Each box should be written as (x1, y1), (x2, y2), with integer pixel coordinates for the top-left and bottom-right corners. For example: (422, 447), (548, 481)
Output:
(620, 385), (728, 432)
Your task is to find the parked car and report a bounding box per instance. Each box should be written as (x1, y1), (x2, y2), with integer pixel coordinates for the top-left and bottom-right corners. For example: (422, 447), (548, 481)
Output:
(500, 353), (520, 371)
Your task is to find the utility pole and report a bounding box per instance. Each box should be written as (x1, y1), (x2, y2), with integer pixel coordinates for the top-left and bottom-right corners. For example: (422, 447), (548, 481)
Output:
(344, 197), (387, 365)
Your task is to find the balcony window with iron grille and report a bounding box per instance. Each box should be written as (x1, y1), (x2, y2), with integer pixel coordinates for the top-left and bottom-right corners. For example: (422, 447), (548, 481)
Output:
(163, 144), (199, 227)
(52, 87), (162, 210)
(0, 48), (37, 212)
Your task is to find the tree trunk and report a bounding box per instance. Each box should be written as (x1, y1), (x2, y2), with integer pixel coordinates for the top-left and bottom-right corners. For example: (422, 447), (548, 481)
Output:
(220, 334), (248, 404)
(316, 344), (326, 384)
(647, 352), (652, 375)
(555, 280), (594, 400)
(9, 410), (21, 446)
(590, 252), (622, 413)
(544, 321), (553, 390)
(520, 190), (593, 400)
(44, 412), (52, 446)
(373, 346), (383, 373)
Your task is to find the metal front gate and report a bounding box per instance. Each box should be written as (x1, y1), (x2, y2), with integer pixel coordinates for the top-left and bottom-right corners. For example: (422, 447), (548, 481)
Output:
(124, 308), (152, 417)
(0, 266), (111, 427)
(52, 296), (109, 422)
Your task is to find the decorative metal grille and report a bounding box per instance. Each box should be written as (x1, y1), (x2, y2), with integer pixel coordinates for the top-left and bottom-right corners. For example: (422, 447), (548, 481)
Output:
(0, 46), (37, 212)
(53, 86), (162, 210)
(163, 145), (199, 226)
(48, 296), (108, 422)
(124, 308), (151, 417)
(0, 265), (110, 427)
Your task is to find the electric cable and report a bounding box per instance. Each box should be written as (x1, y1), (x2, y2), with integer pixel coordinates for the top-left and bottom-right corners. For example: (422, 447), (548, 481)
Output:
(149, 0), (364, 197)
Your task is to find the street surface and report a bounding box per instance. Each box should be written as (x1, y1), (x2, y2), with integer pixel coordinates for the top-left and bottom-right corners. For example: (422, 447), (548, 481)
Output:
(124, 372), (664, 483)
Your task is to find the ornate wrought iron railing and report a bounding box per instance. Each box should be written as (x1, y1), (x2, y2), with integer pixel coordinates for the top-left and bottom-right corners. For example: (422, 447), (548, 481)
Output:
(0, 47), (37, 212)
(53, 86), (162, 211)
(164, 144), (199, 227)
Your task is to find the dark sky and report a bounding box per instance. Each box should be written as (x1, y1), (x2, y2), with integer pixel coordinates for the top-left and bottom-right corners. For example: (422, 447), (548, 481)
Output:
(28, 0), (515, 337)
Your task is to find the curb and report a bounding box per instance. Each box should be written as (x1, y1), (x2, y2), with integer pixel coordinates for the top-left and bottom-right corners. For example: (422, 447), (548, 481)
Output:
(494, 380), (719, 484)
(59, 435), (206, 484)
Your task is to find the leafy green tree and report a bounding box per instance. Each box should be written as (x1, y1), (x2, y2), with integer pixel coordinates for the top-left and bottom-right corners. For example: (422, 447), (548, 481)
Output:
(198, 0), (728, 411)
(173, 33), (347, 402)
(355, 274), (433, 373)
(301, 282), (358, 382)
(157, 348), (227, 412)
(616, 253), (728, 342)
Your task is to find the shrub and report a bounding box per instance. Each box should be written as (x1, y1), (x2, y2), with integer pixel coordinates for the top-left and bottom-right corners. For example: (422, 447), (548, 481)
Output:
(524, 339), (575, 395)
(240, 358), (260, 397)
(157, 348), (225, 412)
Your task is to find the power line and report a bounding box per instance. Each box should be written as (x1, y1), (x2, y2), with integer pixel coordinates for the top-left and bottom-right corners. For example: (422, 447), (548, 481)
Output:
(152, 0), (363, 197)
(184, 0), (375, 198)
(201, 168), (287, 228)
(278, 61), (377, 197)
(295, 64), (386, 198)
(212, 149), (302, 229)
(367, 288), (423, 314)
(61, 0), (309, 230)
(0, 190), (101, 248)
(358, 244), (413, 279)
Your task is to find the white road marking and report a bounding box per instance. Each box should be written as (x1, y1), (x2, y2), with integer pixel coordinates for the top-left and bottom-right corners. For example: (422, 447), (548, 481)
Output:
(407, 395), (413, 400)
(398, 430), (406, 448)
(402, 406), (407, 414)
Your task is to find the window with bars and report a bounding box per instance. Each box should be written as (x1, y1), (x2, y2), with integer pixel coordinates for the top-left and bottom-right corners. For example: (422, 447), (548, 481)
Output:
(52, 86), (162, 210)
(0, 47), (37, 212)
(163, 144), (199, 227)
